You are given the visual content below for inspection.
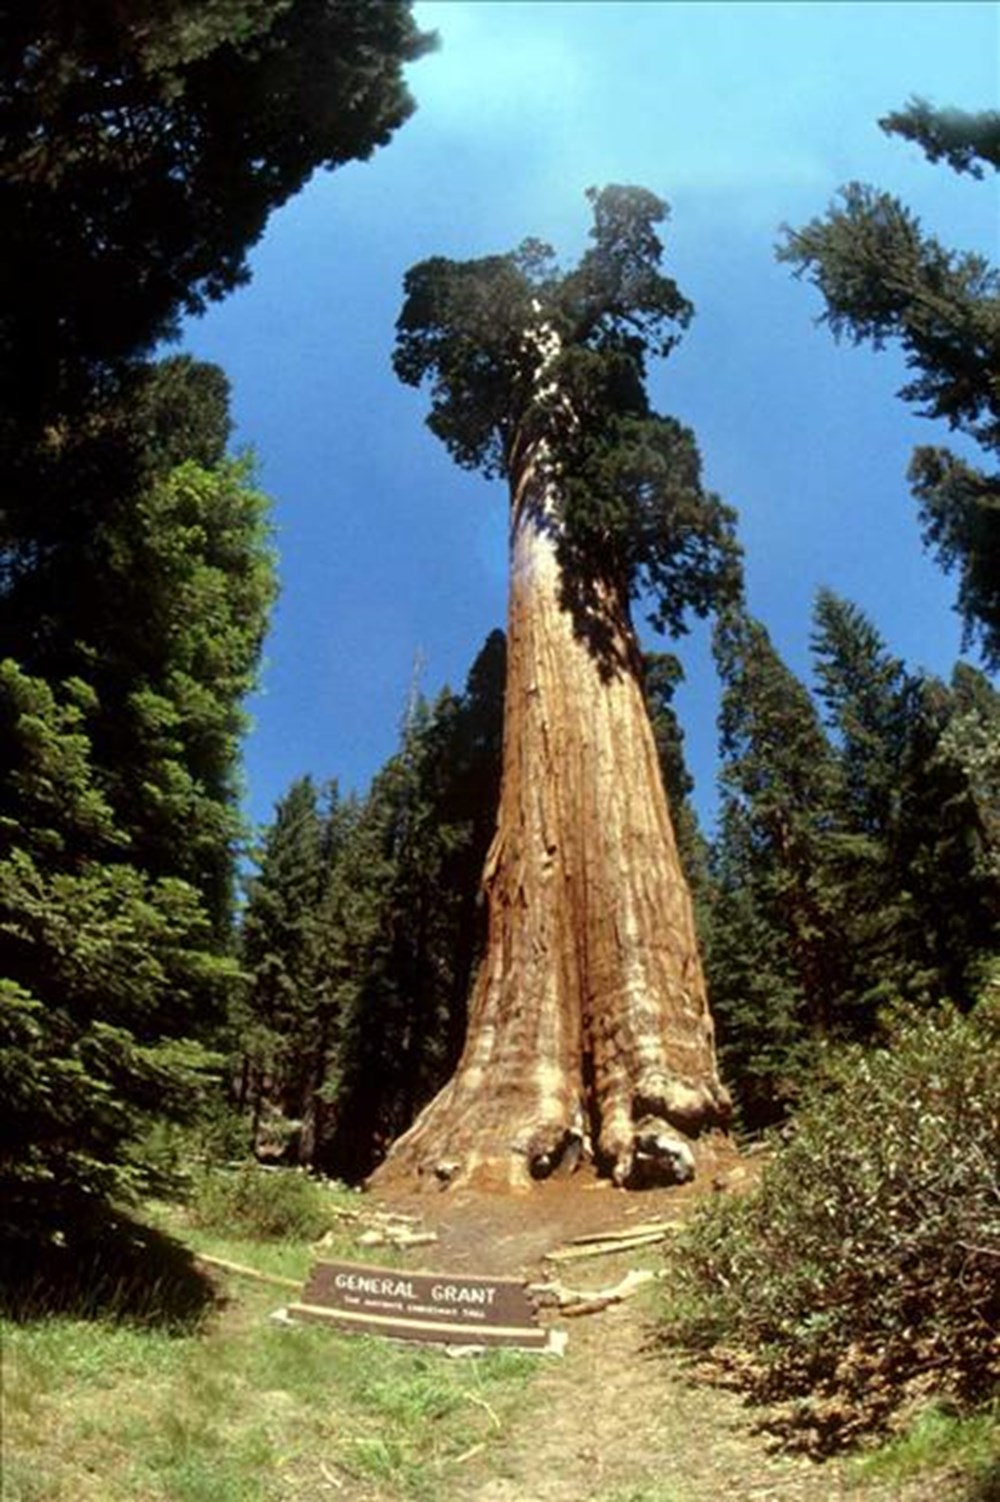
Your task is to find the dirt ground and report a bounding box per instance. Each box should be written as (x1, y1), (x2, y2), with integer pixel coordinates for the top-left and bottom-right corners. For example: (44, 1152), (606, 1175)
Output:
(359, 1141), (977, 1502)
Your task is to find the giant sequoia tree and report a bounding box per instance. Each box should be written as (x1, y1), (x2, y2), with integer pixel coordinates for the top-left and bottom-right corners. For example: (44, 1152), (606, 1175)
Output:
(372, 187), (740, 1192)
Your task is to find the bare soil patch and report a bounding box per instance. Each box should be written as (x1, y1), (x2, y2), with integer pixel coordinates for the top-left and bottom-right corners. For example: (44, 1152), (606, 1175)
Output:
(357, 1145), (976, 1502)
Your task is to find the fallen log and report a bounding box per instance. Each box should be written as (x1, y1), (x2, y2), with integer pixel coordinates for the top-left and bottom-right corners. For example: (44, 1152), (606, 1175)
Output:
(356, 1229), (439, 1249)
(193, 1252), (302, 1291)
(528, 1267), (659, 1315)
(544, 1228), (679, 1263)
(566, 1220), (684, 1246)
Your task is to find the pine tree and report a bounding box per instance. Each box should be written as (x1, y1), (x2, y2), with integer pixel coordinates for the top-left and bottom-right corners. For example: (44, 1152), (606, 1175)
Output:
(323, 635), (506, 1181)
(237, 776), (335, 1158)
(1, 0), (434, 425)
(778, 102), (1000, 668)
(0, 362), (276, 1223)
(810, 591), (999, 1010)
(707, 611), (845, 1127)
(0, 663), (228, 1231)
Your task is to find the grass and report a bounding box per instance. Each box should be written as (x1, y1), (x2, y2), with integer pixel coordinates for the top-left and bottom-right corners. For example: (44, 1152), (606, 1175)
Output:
(853, 1402), (1000, 1500)
(1, 1174), (537, 1501)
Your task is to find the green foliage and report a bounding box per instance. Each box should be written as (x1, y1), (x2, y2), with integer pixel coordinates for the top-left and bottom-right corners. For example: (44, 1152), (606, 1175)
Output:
(1, 0), (434, 421)
(3, 360), (278, 934)
(186, 1165), (337, 1242)
(0, 359), (276, 1229)
(880, 97), (1000, 178)
(321, 634), (506, 1180)
(0, 659), (232, 1219)
(663, 1001), (1000, 1451)
(236, 774), (343, 1160)
(778, 103), (1000, 668)
(706, 609), (846, 1126)
(856, 1401), (1000, 1497)
(643, 651), (712, 903)
(236, 632), (506, 1181)
(393, 186), (741, 641)
(706, 594), (999, 1130)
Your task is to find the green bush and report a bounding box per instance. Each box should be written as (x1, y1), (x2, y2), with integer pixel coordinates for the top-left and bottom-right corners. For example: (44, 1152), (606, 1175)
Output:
(187, 1164), (336, 1242)
(663, 1000), (1000, 1452)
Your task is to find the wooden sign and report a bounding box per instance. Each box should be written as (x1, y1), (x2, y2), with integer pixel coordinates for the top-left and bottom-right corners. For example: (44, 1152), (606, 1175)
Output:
(288, 1259), (548, 1349)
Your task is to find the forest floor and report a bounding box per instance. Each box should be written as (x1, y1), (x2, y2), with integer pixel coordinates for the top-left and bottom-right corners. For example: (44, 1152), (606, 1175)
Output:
(5, 1146), (990, 1502)
(360, 1142), (980, 1502)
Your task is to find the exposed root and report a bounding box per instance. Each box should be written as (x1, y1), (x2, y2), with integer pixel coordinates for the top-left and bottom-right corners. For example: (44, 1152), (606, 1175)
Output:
(369, 1106), (589, 1195)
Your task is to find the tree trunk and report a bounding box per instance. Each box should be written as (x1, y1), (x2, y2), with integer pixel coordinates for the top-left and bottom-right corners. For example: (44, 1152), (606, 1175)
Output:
(371, 438), (730, 1193)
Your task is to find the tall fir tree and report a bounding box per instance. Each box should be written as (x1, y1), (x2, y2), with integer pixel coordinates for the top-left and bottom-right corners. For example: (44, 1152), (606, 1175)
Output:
(707, 610), (845, 1128)
(237, 632), (506, 1182)
(778, 101), (1000, 668)
(0, 361), (276, 1226)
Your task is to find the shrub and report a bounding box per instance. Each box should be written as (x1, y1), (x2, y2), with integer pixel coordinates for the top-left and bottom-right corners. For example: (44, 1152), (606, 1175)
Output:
(187, 1164), (337, 1242)
(663, 1000), (1000, 1451)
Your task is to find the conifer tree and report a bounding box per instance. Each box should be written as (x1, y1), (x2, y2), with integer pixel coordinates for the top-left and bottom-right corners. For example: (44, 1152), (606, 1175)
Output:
(1, 0), (434, 425)
(707, 611), (844, 1126)
(374, 187), (740, 1191)
(0, 662), (228, 1229)
(0, 361), (276, 1222)
(324, 635), (506, 1180)
(237, 776), (335, 1156)
(779, 101), (1000, 668)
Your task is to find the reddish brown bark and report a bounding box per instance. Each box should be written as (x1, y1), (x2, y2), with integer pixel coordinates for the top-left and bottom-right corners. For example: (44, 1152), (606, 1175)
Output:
(371, 427), (730, 1193)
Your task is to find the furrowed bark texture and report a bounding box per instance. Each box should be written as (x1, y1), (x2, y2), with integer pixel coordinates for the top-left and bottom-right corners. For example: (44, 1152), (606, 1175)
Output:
(372, 438), (730, 1193)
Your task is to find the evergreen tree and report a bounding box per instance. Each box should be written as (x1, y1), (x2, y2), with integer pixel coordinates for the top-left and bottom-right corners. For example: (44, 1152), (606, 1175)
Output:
(0, 0), (434, 425)
(808, 589), (926, 1014)
(707, 611), (845, 1127)
(708, 591), (999, 1135)
(895, 663), (1000, 1005)
(237, 776), (337, 1157)
(237, 633), (506, 1182)
(376, 186), (739, 1192)
(0, 662), (228, 1230)
(324, 634), (506, 1180)
(810, 590), (999, 1010)
(1, 358), (277, 935)
(778, 101), (1000, 668)
(643, 651), (712, 902)
(0, 362), (276, 1222)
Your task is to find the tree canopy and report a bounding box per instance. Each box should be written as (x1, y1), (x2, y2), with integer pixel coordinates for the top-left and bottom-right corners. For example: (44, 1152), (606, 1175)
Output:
(394, 185), (742, 642)
(1, 0), (435, 420)
(778, 100), (1000, 668)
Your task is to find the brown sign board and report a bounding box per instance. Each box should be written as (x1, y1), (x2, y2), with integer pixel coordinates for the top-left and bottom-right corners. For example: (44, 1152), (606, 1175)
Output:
(288, 1259), (548, 1349)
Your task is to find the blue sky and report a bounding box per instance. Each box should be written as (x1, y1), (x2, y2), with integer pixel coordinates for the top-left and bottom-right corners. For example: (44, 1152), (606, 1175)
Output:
(181, 0), (999, 835)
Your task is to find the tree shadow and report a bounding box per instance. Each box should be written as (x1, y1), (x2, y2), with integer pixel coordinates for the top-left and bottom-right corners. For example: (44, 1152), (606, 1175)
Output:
(557, 553), (637, 683)
(966, 1460), (1000, 1502)
(520, 489), (636, 683)
(0, 1191), (218, 1330)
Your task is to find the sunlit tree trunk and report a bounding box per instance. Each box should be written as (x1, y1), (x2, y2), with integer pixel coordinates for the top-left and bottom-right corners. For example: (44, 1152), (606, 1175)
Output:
(372, 427), (730, 1192)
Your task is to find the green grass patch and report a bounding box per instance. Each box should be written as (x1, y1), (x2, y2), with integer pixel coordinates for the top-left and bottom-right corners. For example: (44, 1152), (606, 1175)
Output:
(184, 1163), (353, 1242)
(853, 1402), (1000, 1499)
(2, 1198), (537, 1502)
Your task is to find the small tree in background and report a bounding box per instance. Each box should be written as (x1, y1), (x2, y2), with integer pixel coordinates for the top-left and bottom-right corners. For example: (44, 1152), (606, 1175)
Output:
(706, 610), (845, 1128)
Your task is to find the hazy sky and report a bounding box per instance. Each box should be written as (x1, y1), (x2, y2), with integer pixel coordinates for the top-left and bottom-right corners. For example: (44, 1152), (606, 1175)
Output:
(181, 0), (999, 834)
